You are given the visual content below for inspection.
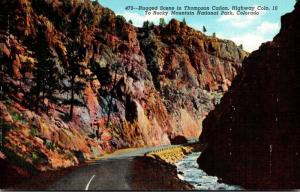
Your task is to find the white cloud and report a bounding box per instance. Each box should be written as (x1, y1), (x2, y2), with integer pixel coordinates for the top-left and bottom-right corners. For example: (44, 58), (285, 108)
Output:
(256, 21), (279, 34)
(218, 5), (266, 28)
(219, 21), (279, 52)
(216, 5), (279, 52)
(224, 33), (265, 52)
(117, 11), (171, 27)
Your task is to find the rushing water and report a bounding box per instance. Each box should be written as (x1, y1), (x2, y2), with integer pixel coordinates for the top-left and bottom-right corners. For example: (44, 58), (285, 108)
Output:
(175, 152), (243, 190)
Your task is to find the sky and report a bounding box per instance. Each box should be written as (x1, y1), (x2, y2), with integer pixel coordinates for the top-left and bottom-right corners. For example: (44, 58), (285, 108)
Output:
(98, 0), (295, 52)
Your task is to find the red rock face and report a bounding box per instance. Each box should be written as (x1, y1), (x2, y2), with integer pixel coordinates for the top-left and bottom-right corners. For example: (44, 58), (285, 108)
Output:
(0, 0), (246, 171)
(198, 2), (300, 189)
(139, 19), (246, 141)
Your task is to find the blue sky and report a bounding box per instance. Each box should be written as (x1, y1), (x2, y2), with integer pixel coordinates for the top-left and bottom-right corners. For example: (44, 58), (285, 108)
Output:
(99, 0), (295, 52)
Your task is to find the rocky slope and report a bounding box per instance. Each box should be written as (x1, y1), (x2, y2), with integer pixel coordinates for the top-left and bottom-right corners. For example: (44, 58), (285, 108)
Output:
(0, 0), (246, 173)
(198, 2), (300, 189)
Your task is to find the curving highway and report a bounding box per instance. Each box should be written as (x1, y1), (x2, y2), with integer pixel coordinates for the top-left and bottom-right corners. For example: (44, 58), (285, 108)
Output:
(47, 144), (180, 190)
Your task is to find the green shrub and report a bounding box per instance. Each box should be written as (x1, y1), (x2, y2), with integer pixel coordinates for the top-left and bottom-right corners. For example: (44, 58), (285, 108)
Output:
(12, 112), (22, 121)
(45, 139), (56, 150)
(30, 127), (39, 136)
(31, 151), (48, 164)
(11, 112), (27, 124)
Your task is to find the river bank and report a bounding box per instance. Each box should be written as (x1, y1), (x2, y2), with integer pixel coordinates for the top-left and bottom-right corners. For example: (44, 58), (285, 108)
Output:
(133, 143), (205, 190)
(141, 143), (243, 190)
(176, 152), (243, 190)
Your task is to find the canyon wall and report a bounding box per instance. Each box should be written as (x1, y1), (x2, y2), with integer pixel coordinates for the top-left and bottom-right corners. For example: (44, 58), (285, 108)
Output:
(198, 2), (300, 189)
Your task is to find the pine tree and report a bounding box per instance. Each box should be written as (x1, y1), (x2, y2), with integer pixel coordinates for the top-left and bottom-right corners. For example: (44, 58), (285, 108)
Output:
(149, 22), (155, 28)
(203, 26), (207, 33)
(143, 20), (150, 29)
(100, 11), (110, 29)
(105, 62), (122, 127)
(90, 60), (122, 127)
(159, 18), (166, 27)
(66, 39), (86, 120)
(182, 18), (186, 25)
(116, 15), (126, 37)
(212, 32), (216, 38)
(128, 19), (133, 25)
(239, 44), (243, 50)
(32, 26), (60, 112)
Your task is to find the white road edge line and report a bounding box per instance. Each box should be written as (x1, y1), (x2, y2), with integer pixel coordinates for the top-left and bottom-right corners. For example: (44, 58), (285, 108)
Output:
(85, 174), (96, 191)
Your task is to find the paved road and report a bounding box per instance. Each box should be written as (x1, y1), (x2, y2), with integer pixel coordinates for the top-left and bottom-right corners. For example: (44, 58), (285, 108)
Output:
(47, 144), (180, 190)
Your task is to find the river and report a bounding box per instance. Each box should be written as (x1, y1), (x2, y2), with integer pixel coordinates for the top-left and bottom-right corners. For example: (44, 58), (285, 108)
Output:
(176, 152), (243, 190)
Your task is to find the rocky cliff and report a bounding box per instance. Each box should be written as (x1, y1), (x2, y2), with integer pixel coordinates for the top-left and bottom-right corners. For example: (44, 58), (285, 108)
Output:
(198, 2), (300, 189)
(0, 0), (246, 172)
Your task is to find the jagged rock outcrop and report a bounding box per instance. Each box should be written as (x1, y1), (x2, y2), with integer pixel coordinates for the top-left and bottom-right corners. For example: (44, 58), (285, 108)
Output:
(198, 2), (300, 189)
(139, 19), (247, 139)
(0, 0), (246, 172)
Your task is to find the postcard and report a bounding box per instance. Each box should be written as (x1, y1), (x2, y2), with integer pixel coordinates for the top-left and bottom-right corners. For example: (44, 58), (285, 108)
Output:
(0, 0), (299, 190)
